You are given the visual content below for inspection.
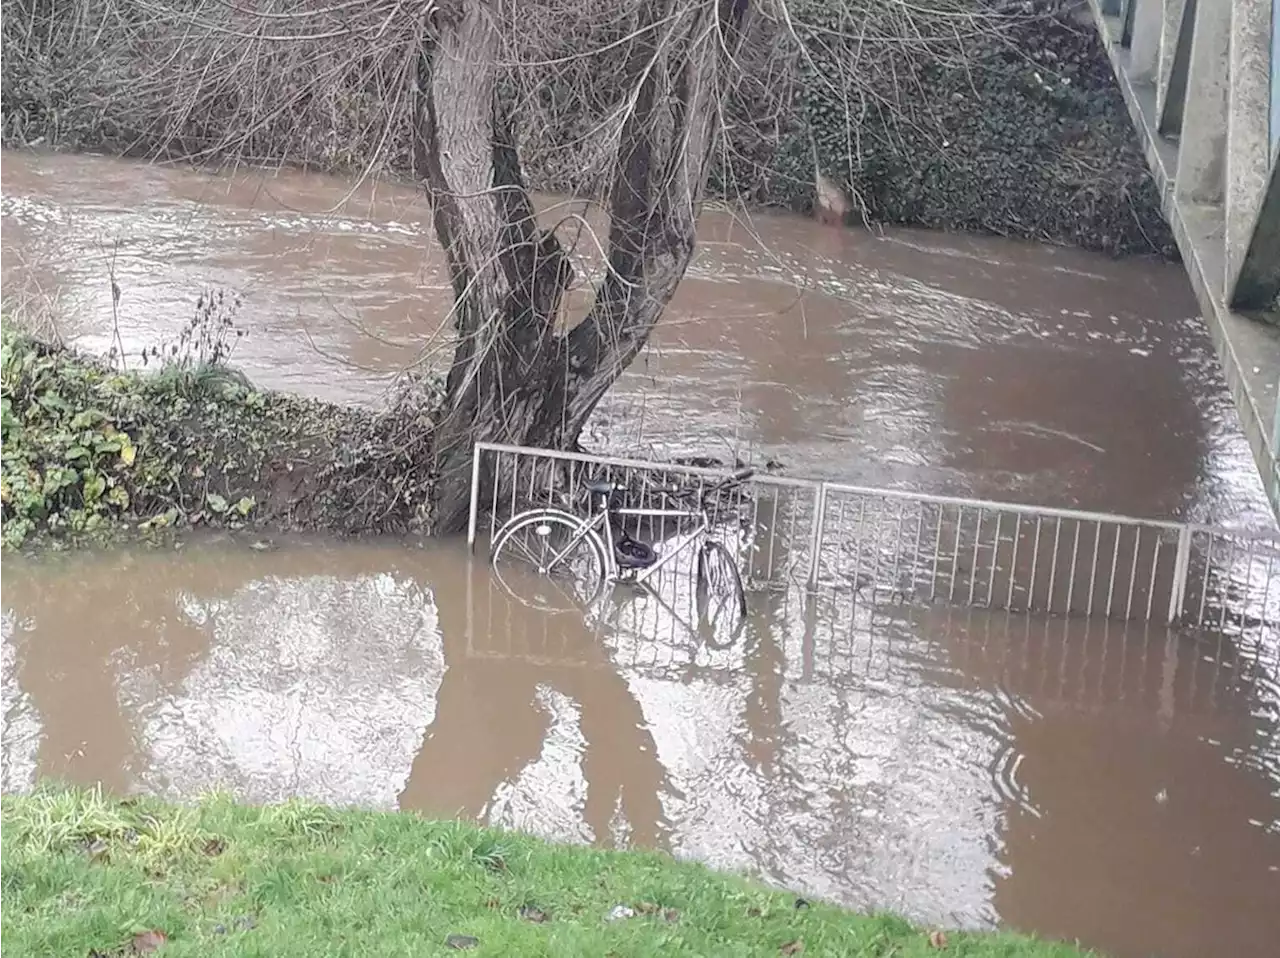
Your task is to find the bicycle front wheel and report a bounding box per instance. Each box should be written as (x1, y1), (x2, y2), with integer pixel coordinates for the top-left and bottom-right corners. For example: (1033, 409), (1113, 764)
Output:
(696, 540), (747, 648)
(490, 510), (607, 614)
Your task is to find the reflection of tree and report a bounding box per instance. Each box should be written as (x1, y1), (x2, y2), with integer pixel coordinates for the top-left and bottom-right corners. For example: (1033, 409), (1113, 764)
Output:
(122, 571), (444, 810)
(399, 581), (674, 850)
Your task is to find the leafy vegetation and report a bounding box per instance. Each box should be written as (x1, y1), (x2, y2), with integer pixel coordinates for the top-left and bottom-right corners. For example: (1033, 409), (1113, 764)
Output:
(0, 320), (436, 550)
(1, 785), (1095, 958)
(768, 0), (1174, 256)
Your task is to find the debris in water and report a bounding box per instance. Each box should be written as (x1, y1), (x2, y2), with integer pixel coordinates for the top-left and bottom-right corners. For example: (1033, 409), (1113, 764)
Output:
(130, 930), (167, 953)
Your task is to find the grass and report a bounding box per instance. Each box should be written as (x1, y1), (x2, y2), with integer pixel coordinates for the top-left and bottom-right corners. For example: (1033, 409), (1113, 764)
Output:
(0, 786), (1094, 958)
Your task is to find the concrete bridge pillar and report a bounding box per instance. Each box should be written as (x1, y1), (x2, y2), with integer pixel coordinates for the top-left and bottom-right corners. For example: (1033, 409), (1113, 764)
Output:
(1225, 0), (1277, 307)
(1083, 0), (1280, 521)
(1176, 0), (1229, 206)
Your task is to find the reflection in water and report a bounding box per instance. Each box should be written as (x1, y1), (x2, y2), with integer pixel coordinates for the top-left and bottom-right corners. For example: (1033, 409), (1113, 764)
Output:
(2, 539), (1277, 958)
(485, 686), (592, 846)
(116, 573), (444, 809)
(1, 610), (42, 793)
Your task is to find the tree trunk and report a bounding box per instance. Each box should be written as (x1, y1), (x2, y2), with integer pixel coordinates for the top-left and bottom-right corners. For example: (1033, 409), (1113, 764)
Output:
(416, 0), (751, 533)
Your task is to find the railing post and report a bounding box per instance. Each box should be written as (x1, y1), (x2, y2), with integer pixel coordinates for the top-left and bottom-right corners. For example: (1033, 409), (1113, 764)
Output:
(466, 443), (483, 552)
(1167, 525), (1193, 624)
(806, 484), (828, 591)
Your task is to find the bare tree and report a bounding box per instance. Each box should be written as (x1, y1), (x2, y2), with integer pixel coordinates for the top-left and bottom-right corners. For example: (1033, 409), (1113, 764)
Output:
(5, 0), (1063, 533)
(418, 0), (753, 530)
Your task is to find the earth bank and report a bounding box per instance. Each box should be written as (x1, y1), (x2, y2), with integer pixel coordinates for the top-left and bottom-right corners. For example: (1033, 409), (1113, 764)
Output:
(0, 328), (436, 549)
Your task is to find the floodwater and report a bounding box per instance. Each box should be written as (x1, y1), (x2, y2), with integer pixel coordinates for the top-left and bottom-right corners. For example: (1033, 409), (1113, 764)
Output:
(2, 150), (1279, 957)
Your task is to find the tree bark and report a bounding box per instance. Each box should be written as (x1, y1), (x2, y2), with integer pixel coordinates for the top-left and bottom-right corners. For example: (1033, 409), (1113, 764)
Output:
(416, 0), (751, 533)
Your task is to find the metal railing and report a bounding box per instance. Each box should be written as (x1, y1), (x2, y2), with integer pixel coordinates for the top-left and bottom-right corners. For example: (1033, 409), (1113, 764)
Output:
(468, 442), (1280, 637)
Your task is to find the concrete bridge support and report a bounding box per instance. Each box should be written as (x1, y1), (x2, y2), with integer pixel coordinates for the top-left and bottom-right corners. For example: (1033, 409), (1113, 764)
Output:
(1088, 0), (1280, 520)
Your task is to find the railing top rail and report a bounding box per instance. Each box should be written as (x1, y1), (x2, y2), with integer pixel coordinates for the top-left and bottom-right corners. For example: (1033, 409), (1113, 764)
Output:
(819, 480), (1185, 531)
(474, 441), (821, 490)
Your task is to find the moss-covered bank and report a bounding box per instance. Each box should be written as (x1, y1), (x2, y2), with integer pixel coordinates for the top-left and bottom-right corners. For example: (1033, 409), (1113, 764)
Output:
(0, 329), (435, 550)
(1, 785), (1095, 957)
(1, 0), (1172, 258)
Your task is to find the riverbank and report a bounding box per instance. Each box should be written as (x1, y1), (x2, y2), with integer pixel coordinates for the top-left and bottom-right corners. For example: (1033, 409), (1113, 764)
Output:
(0, 327), (436, 549)
(0, 0), (1173, 258)
(0, 785), (1092, 957)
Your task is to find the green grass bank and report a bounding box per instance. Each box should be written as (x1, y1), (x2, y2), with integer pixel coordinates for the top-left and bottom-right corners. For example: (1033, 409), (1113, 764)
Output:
(0, 786), (1095, 957)
(0, 327), (436, 550)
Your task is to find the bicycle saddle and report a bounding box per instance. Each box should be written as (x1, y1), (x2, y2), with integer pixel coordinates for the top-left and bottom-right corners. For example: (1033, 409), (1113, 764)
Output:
(585, 479), (616, 495)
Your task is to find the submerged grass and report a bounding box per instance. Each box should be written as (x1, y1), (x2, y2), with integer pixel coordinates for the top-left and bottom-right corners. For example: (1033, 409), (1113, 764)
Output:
(1, 786), (1094, 957)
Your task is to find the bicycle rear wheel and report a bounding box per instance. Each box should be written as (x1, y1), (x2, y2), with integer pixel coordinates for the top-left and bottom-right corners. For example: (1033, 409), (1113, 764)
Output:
(695, 540), (747, 648)
(490, 510), (607, 614)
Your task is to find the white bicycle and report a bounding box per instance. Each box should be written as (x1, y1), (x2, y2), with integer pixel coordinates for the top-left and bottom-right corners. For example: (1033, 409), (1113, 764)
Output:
(488, 466), (753, 640)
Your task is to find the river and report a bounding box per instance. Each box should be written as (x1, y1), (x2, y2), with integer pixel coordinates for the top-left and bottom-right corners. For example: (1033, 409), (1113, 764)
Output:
(1, 150), (1278, 957)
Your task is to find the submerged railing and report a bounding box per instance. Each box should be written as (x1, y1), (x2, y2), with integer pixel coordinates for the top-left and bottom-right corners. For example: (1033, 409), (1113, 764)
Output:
(467, 442), (1280, 639)
(467, 561), (1273, 719)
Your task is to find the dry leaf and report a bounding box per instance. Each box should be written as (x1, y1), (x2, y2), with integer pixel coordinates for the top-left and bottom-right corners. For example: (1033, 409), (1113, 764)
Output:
(928, 930), (948, 949)
(131, 930), (168, 953)
(780, 939), (804, 956)
(202, 838), (226, 857)
(635, 902), (660, 916)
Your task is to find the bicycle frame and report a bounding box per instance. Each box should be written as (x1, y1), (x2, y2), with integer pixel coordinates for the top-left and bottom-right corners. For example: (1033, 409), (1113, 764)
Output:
(540, 497), (711, 586)
(599, 502), (710, 585)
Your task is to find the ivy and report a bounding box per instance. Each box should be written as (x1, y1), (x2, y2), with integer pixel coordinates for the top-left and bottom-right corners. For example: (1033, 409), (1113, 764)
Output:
(0, 324), (440, 551)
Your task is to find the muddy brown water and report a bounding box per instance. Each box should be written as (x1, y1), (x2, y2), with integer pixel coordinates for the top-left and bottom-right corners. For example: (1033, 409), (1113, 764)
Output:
(2, 151), (1279, 957)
